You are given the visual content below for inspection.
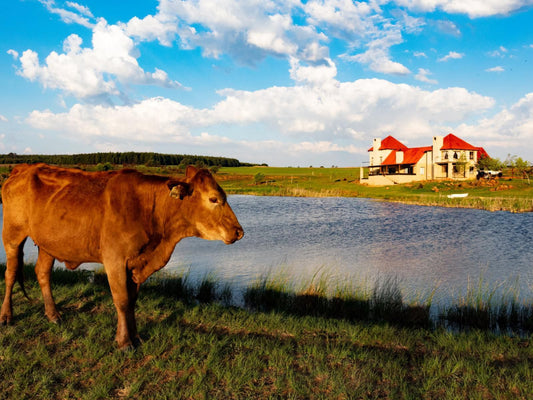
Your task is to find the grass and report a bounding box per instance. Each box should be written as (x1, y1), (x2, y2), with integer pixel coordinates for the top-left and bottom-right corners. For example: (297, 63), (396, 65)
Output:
(1, 264), (532, 399)
(440, 276), (533, 333)
(215, 166), (533, 212)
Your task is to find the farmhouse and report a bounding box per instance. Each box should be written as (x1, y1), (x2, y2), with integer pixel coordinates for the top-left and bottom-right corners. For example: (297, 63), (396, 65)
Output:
(361, 133), (488, 186)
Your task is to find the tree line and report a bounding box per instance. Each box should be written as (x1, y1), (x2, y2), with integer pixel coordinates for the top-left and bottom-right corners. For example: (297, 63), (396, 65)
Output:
(0, 152), (254, 168)
(477, 154), (532, 182)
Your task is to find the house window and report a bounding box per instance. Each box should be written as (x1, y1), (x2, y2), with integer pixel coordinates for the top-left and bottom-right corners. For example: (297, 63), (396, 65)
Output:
(444, 152), (449, 160)
(469, 151), (474, 160)
(453, 152), (458, 160)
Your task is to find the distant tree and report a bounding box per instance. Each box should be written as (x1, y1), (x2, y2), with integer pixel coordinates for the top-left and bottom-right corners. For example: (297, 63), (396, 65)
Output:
(506, 154), (531, 183)
(0, 151), (247, 168)
(95, 162), (113, 171)
(476, 157), (503, 172)
(254, 173), (265, 185)
(515, 157), (531, 184)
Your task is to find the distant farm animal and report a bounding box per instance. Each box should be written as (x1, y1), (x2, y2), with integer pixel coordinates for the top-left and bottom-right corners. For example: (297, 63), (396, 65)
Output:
(0, 164), (243, 349)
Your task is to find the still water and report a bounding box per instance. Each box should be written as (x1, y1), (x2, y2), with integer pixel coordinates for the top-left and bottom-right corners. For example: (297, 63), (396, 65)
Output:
(1, 196), (532, 305)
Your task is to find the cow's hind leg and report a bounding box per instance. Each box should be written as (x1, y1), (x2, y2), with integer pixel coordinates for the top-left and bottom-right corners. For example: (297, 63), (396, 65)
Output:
(35, 249), (60, 323)
(0, 237), (27, 325)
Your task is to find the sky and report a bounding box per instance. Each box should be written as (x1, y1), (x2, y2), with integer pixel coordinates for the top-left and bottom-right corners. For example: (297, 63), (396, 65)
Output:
(1, 0), (533, 167)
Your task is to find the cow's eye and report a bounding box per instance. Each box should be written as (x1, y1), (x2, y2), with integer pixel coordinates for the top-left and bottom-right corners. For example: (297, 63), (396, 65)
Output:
(209, 197), (218, 204)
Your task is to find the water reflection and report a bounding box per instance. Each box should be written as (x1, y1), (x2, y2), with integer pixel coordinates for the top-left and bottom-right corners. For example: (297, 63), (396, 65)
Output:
(1, 196), (532, 306)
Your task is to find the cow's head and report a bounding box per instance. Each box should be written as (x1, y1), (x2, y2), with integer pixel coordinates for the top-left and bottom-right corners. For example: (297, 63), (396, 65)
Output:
(167, 166), (244, 244)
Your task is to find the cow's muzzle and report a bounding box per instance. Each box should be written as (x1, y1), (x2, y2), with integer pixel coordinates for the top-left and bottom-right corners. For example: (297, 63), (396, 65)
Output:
(225, 226), (244, 244)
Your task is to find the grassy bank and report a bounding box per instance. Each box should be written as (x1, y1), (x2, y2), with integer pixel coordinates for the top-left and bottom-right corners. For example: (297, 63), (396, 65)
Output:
(1, 265), (532, 399)
(216, 166), (533, 212)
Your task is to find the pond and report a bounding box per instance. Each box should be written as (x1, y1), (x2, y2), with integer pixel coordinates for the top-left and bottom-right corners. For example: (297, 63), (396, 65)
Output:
(1, 196), (532, 306)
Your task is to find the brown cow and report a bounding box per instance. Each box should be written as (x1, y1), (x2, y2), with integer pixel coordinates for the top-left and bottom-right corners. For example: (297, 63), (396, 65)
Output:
(0, 163), (243, 349)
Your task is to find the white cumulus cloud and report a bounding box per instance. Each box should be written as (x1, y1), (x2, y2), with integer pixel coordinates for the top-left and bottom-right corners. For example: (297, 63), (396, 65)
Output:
(289, 57), (338, 86)
(123, 0), (417, 76)
(7, 49), (19, 59)
(391, 0), (533, 18)
(455, 93), (533, 153)
(438, 51), (464, 62)
(415, 68), (438, 84)
(15, 20), (184, 100)
(343, 27), (411, 75)
(27, 78), (495, 146)
(488, 46), (508, 57)
(40, 0), (95, 28)
(65, 1), (94, 18)
(124, 0), (327, 65)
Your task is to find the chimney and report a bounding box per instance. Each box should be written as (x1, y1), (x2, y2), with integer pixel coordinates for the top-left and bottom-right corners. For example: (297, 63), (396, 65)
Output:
(373, 138), (381, 151)
(433, 136), (443, 162)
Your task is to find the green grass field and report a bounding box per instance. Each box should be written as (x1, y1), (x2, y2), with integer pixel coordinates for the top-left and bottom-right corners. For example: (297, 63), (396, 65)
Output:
(216, 166), (533, 212)
(1, 266), (532, 399)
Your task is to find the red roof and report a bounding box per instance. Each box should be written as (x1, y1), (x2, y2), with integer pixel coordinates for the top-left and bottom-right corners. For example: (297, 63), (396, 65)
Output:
(381, 150), (397, 166)
(476, 147), (489, 159)
(380, 146), (431, 166)
(441, 133), (478, 151)
(403, 146), (432, 164)
(368, 135), (408, 151)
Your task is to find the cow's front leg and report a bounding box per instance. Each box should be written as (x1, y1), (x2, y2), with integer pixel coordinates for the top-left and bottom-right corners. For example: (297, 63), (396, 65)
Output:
(128, 239), (176, 285)
(126, 268), (141, 346)
(104, 262), (139, 350)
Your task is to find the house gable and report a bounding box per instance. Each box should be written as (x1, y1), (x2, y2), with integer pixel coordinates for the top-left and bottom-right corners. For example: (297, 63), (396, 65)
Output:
(368, 135), (408, 152)
(441, 133), (478, 151)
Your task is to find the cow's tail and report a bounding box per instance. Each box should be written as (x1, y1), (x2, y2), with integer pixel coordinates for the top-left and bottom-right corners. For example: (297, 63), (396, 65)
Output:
(16, 263), (31, 301)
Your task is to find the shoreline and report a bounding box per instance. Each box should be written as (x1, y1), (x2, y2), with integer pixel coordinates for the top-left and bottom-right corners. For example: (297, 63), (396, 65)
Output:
(216, 166), (533, 213)
(223, 188), (533, 213)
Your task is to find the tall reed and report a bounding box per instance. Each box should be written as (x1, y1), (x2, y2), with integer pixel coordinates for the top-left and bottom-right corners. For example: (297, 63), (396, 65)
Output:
(5, 263), (532, 334)
(244, 270), (434, 328)
(438, 276), (533, 333)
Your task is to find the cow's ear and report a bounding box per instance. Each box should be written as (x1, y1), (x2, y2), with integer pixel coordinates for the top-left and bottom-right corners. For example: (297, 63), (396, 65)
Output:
(186, 165), (198, 179)
(167, 181), (191, 200)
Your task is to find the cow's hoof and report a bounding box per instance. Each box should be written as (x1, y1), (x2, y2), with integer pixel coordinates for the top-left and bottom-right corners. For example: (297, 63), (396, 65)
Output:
(46, 313), (62, 324)
(0, 313), (12, 326)
(132, 336), (142, 348)
(116, 337), (134, 351)
(118, 342), (136, 352)
(117, 336), (142, 352)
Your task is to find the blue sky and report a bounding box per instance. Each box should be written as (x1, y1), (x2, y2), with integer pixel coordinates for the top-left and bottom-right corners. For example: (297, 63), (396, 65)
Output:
(1, 0), (533, 167)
